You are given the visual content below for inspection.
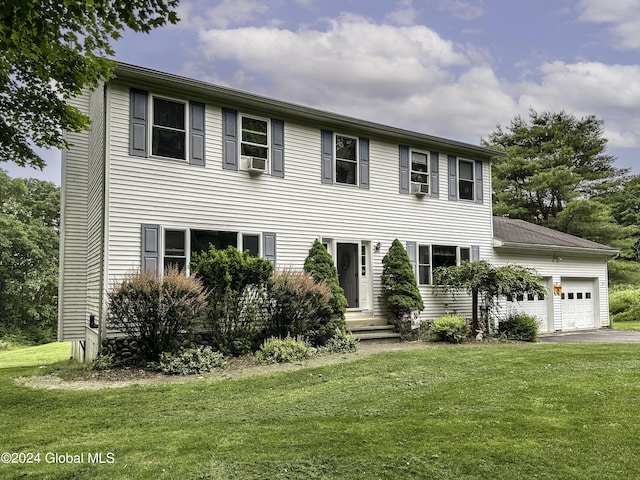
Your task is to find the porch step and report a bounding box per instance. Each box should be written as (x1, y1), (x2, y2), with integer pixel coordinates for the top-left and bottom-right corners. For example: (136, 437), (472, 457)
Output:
(345, 310), (400, 344)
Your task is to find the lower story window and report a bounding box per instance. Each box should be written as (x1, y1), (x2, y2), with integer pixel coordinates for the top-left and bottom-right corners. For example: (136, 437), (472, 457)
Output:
(419, 245), (431, 285)
(432, 245), (457, 269)
(164, 229), (186, 271)
(417, 245), (473, 285)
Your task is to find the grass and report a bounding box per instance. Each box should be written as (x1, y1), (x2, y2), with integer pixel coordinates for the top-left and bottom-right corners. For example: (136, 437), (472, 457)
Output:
(611, 320), (640, 331)
(2, 342), (640, 479)
(0, 341), (70, 368)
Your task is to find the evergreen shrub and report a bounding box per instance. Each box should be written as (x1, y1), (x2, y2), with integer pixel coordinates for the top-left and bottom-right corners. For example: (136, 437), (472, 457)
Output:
(380, 239), (424, 321)
(498, 313), (539, 342)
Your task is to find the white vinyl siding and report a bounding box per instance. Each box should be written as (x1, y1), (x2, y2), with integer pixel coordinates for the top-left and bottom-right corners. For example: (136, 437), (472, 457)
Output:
(100, 81), (494, 325)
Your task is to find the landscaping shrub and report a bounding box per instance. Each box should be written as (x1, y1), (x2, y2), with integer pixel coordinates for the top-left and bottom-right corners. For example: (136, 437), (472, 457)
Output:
(191, 247), (273, 356)
(107, 268), (207, 362)
(267, 269), (334, 345)
(429, 314), (470, 343)
(321, 329), (359, 353)
(498, 313), (539, 342)
(256, 336), (313, 364)
(303, 240), (348, 328)
(159, 346), (227, 375)
(380, 239), (424, 322)
(609, 288), (640, 323)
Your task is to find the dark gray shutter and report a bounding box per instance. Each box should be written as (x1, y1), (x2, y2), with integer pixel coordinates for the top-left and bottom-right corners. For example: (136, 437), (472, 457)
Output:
(406, 241), (417, 277)
(271, 119), (284, 177)
(321, 130), (333, 184)
(399, 145), (410, 194)
(475, 160), (483, 204)
(359, 137), (370, 189)
(430, 151), (439, 198)
(130, 89), (148, 157)
(448, 155), (457, 201)
(141, 224), (160, 274)
(222, 108), (238, 170)
(471, 245), (480, 262)
(263, 232), (277, 267)
(190, 101), (205, 166)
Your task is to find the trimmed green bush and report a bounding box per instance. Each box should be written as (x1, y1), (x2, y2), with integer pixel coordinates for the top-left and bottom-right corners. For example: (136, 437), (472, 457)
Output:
(159, 346), (227, 375)
(303, 240), (348, 322)
(498, 313), (539, 342)
(267, 269), (334, 345)
(106, 268), (208, 362)
(429, 314), (469, 343)
(321, 330), (359, 353)
(256, 336), (313, 364)
(191, 247), (273, 356)
(609, 288), (640, 323)
(380, 239), (424, 321)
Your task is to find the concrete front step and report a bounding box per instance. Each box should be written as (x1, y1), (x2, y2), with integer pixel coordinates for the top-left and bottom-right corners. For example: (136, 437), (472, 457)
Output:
(345, 311), (400, 344)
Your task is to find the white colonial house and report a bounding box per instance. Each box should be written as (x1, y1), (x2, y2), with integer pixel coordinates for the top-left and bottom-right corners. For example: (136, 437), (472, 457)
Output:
(59, 63), (618, 360)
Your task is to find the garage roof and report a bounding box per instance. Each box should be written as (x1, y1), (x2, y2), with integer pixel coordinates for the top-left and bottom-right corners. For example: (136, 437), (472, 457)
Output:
(493, 217), (619, 256)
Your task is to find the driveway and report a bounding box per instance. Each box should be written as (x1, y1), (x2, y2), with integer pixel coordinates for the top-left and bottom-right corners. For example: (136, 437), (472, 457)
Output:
(540, 329), (640, 343)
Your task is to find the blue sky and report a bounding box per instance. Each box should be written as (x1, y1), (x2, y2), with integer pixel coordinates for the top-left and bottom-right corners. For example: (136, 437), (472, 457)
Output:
(6, 0), (640, 184)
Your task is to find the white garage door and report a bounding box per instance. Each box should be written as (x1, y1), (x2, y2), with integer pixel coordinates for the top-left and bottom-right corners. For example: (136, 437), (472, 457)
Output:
(561, 278), (595, 330)
(506, 289), (551, 333)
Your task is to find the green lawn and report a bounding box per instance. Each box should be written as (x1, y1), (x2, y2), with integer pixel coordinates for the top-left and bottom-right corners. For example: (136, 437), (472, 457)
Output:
(2, 342), (640, 479)
(612, 320), (640, 331)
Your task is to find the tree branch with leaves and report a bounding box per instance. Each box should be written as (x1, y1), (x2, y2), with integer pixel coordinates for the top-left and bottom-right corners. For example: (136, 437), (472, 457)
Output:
(0, 0), (179, 168)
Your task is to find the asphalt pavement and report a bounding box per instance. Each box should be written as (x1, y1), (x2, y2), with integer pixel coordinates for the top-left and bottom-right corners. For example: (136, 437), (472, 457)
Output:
(539, 329), (640, 343)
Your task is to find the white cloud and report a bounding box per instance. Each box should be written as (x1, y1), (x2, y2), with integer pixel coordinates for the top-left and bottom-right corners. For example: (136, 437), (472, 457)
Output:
(515, 61), (640, 148)
(438, 0), (485, 21)
(179, 0), (270, 29)
(578, 0), (640, 49)
(385, 0), (420, 26)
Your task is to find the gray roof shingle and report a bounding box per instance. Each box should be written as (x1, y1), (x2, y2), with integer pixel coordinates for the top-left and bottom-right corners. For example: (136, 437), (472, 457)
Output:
(493, 217), (619, 254)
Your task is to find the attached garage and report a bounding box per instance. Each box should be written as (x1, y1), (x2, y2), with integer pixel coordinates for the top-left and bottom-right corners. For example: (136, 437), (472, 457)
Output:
(493, 217), (618, 332)
(560, 277), (596, 330)
(506, 277), (552, 333)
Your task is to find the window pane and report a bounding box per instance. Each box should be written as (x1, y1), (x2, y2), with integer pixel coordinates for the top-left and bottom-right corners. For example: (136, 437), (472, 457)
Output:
(460, 247), (470, 262)
(165, 230), (185, 256)
(459, 160), (473, 180)
(190, 230), (238, 254)
(411, 152), (428, 172)
(336, 159), (357, 184)
(241, 143), (268, 159)
(419, 245), (430, 265)
(459, 179), (473, 200)
(153, 98), (185, 130)
(336, 135), (357, 160)
(432, 245), (457, 269)
(242, 234), (260, 256)
(242, 131), (268, 145)
(164, 257), (186, 272)
(152, 127), (185, 159)
(242, 117), (267, 135)
(419, 265), (431, 285)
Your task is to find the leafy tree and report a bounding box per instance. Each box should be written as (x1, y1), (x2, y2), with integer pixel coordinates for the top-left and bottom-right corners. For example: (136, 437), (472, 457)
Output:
(0, 0), (179, 168)
(551, 199), (637, 249)
(380, 239), (424, 321)
(0, 170), (59, 343)
(485, 110), (626, 225)
(433, 261), (545, 334)
(303, 240), (348, 322)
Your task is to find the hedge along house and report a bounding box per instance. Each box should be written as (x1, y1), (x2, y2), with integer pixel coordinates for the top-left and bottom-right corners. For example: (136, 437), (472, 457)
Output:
(58, 63), (614, 360)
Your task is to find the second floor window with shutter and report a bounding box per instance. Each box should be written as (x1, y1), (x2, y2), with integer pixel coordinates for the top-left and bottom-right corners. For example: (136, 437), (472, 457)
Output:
(152, 97), (186, 160)
(335, 134), (358, 185)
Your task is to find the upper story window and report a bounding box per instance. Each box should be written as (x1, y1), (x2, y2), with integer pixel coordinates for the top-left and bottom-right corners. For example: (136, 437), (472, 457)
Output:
(458, 159), (474, 200)
(335, 134), (358, 185)
(152, 97), (186, 160)
(241, 115), (269, 166)
(411, 151), (429, 185)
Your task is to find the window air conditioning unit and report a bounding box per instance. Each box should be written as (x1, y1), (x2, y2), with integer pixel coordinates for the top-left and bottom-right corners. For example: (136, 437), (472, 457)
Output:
(411, 182), (429, 195)
(247, 156), (267, 174)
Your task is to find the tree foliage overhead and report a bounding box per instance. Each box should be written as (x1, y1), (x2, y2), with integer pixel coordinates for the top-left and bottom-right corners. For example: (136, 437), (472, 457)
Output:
(0, 0), (179, 168)
(485, 110), (626, 225)
(0, 170), (59, 343)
